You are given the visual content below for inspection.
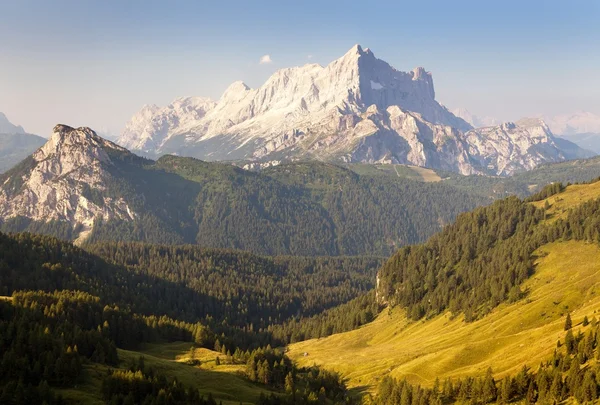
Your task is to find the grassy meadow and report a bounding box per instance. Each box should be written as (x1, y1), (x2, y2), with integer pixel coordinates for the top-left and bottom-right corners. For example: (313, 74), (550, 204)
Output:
(57, 343), (272, 405)
(288, 240), (600, 394)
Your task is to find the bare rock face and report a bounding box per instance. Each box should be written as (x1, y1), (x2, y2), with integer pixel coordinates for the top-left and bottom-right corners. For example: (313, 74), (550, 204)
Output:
(118, 45), (582, 175)
(118, 45), (471, 161)
(462, 118), (568, 176)
(120, 97), (216, 153)
(0, 125), (135, 242)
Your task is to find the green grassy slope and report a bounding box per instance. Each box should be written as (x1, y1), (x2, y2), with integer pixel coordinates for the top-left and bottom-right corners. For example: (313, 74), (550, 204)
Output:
(343, 163), (442, 182)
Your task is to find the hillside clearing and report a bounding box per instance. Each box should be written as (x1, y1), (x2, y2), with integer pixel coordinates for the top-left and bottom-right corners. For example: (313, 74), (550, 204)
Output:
(58, 343), (272, 405)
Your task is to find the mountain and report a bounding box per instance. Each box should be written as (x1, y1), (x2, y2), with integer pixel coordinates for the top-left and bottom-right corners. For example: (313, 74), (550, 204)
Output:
(556, 132), (600, 154)
(542, 112), (600, 155)
(0, 132), (46, 173)
(0, 112), (25, 134)
(0, 112), (46, 173)
(0, 124), (138, 242)
(461, 118), (594, 175)
(451, 107), (499, 128)
(119, 45), (580, 176)
(120, 96), (216, 154)
(119, 45), (473, 168)
(0, 124), (487, 255)
(545, 111), (600, 135)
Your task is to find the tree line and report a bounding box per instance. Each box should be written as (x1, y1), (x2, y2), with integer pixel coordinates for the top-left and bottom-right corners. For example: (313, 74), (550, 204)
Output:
(378, 180), (600, 322)
(373, 315), (600, 404)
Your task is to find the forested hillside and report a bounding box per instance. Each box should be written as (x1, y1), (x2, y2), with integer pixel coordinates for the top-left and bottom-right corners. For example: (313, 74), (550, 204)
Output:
(0, 231), (373, 403)
(288, 178), (600, 404)
(440, 156), (600, 198)
(0, 147), (487, 256)
(89, 158), (485, 256)
(377, 180), (600, 321)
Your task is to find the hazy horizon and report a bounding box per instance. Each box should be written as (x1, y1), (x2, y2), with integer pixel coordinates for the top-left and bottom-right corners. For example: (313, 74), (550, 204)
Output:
(1, 0), (599, 136)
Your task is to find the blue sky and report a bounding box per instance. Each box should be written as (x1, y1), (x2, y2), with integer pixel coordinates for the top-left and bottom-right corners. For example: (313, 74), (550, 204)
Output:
(1, 0), (599, 136)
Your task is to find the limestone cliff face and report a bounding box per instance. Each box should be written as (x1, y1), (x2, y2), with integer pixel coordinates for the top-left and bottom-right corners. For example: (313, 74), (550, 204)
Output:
(0, 125), (135, 242)
(118, 45), (584, 175)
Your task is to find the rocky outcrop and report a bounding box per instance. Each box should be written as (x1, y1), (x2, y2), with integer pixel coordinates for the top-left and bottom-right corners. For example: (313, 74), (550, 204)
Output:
(0, 125), (136, 242)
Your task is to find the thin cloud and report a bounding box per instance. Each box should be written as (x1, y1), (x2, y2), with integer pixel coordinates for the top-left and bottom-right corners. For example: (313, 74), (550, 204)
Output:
(259, 54), (273, 64)
(307, 54), (314, 60)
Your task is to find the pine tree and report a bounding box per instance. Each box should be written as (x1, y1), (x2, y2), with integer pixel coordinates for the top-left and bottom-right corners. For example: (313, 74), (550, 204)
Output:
(565, 329), (576, 354)
(500, 377), (513, 404)
(482, 367), (497, 402)
(565, 313), (573, 330)
(550, 372), (562, 402)
(525, 381), (537, 404)
(284, 372), (294, 394)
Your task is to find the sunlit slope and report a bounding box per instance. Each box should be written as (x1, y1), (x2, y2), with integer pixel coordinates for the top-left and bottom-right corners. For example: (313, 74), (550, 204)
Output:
(288, 240), (600, 391)
(532, 180), (600, 222)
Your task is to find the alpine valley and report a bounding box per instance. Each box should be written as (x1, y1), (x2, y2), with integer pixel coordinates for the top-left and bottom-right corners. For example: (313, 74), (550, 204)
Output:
(4, 43), (600, 405)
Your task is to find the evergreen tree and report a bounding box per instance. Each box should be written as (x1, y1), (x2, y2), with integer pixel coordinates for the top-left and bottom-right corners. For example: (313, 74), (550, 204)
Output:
(565, 313), (573, 330)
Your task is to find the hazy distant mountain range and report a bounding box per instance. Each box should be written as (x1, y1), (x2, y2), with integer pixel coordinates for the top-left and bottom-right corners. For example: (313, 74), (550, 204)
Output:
(454, 108), (600, 155)
(0, 112), (46, 173)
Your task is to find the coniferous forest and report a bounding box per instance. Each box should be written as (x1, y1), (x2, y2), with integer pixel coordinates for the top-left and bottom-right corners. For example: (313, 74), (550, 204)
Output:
(4, 155), (600, 404)
(0, 157), (488, 257)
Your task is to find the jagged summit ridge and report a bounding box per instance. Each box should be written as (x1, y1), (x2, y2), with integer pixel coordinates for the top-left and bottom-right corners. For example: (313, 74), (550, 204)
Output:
(117, 45), (584, 175)
(118, 45), (469, 159)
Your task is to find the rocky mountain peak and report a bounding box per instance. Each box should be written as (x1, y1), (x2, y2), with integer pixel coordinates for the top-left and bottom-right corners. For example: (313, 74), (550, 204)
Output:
(220, 81), (251, 102)
(36, 124), (126, 165)
(0, 112), (25, 134)
(117, 45), (586, 174)
(0, 125), (135, 243)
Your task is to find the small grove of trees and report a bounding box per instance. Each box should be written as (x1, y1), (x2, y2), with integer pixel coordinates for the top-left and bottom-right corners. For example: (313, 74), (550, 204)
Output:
(210, 345), (350, 404)
(101, 357), (217, 405)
